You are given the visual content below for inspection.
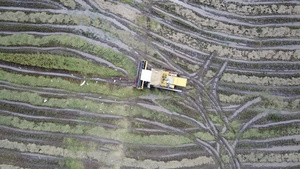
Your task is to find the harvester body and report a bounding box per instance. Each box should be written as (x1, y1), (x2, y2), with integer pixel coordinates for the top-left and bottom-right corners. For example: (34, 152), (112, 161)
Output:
(135, 60), (187, 92)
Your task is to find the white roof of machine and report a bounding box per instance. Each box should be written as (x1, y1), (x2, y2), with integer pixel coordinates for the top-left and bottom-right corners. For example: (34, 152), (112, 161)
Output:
(141, 69), (152, 82)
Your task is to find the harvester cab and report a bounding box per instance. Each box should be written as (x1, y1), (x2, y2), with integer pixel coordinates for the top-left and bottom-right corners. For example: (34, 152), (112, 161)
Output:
(134, 60), (187, 92)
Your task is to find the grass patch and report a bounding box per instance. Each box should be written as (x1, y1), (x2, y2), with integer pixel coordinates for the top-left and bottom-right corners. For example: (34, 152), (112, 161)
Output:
(193, 132), (215, 141)
(63, 138), (97, 152)
(0, 52), (120, 77)
(65, 158), (83, 169)
(0, 34), (136, 78)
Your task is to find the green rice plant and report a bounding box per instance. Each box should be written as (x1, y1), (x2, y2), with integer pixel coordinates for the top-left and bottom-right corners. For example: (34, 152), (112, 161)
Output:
(63, 138), (97, 152)
(218, 94), (248, 104)
(0, 53), (120, 77)
(0, 89), (172, 123)
(65, 158), (83, 169)
(0, 70), (139, 98)
(0, 115), (192, 146)
(0, 34), (136, 78)
(193, 132), (215, 141)
(242, 126), (300, 139)
(0, 11), (99, 27)
(221, 73), (300, 86)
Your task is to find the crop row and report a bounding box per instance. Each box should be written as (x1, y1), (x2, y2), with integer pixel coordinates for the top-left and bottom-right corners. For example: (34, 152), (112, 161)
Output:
(155, 3), (300, 38)
(0, 10), (155, 58)
(189, 0), (300, 15)
(0, 113), (193, 146)
(207, 70), (300, 86)
(218, 94), (248, 104)
(0, 89), (174, 123)
(0, 69), (140, 98)
(237, 152), (300, 163)
(0, 11), (102, 28)
(148, 18), (299, 61)
(242, 126), (300, 140)
(0, 52), (120, 77)
(0, 164), (28, 169)
(221, 73), (300, 86)
(122, 155), (215, 169)
(219, 92), (299, 110)
(0, 33), (136, 77)
(0, 139), (105, 161)
(0, 138), (106, 169)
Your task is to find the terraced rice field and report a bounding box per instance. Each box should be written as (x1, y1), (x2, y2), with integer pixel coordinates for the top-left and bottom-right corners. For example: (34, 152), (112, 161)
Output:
(0, 0), (300, 168)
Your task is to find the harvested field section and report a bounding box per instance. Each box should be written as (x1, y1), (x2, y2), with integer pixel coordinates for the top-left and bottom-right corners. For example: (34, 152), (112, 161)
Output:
(0, 0), (299, 169)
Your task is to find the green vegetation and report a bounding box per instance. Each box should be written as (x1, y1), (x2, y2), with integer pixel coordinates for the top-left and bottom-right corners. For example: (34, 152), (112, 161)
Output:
(65, 158), (83, 169)
(242, 126), (300, 139)
(0, 70), (139, 98)
(218, 94), (248, 104)
(221, 73), (300, 86)
(158, 99), (203, 121)
(0, 11), (101, 27)
(193, 132), (215, 141)
(0, 11), (155, 59)
(0, 115), (192, 146)
(63, 138), (97, 152)
(0, 34), (136, 78)
(0, 89), (172, 122)
(87, 127), (193, 146)
(0, 53), (120, 77)
(119, 0), (133, 5)
(0, 139), (106, 163)
(59, 0), (76, 9)
(0, 115), (90, 134)
(99, 20), (156, 56)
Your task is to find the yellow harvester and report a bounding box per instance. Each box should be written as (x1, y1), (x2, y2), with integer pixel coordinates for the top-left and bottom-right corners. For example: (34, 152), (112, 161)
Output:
(135, 60), (187, 92)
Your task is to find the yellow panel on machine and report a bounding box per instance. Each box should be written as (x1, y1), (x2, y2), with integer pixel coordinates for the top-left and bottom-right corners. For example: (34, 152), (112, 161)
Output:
(173, 77), (187, 87)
